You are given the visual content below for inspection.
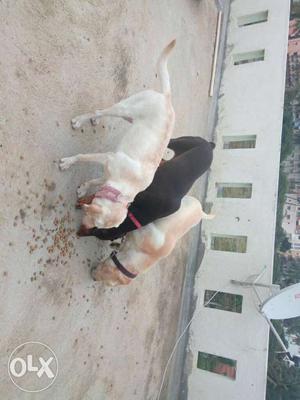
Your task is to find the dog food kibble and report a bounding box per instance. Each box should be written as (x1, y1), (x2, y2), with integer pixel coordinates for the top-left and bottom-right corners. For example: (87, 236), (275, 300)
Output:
(25, 212), (76, 265)
(19, 209), (26, 220)
(43, 179), (57, 192)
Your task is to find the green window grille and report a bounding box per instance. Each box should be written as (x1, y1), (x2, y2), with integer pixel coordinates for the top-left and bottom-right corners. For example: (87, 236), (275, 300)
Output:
(197, 351), (237, 380)
(204, 290), (243, 313)
(211, 235), (247, 253)
(216, 183), (252, 198)
(233, 49), (265, 66)
(237, 10), (268, 27)
(223, 135), (256, 149)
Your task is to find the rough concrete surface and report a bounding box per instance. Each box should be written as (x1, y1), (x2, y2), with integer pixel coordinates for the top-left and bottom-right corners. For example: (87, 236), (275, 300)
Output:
(0, 1), (217, 399)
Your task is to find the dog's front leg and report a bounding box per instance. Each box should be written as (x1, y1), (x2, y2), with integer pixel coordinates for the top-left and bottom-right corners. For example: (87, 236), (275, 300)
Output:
(77, 178), (103, 198)
(59, 152), (112, 171)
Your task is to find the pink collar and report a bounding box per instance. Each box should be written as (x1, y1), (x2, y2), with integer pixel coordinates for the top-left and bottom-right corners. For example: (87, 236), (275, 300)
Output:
(94, 185), (142, 229)
(94, 185), (124, 203)
(127, 211), (142, 229)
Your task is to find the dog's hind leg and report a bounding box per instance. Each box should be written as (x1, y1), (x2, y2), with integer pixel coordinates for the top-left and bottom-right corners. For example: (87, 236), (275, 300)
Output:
(59, 152), (113, 170)
(168, 136), (212, 156)
(71, 103), (133, 129)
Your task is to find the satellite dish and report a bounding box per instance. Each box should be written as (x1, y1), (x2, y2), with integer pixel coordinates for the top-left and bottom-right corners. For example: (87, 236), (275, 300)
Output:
(261, 283), (300, 320)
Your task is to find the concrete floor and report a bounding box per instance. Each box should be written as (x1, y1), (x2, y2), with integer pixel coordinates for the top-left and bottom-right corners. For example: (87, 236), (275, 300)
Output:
(0, 1), (217, 399)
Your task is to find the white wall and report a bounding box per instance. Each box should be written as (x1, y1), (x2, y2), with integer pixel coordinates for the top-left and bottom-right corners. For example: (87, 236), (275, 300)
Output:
(187, 1), (290, 399)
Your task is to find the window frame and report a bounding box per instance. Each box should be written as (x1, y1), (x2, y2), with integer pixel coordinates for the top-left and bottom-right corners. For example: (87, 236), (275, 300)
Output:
(211, 234), (248, 253)
(233, 49), (265, 66)
(204, 290), (243, 313)
(237, 10), (269, 27)
(197, 351), (237, 380)
(223, 135), (257, 149)
(216, 183), (253, 199)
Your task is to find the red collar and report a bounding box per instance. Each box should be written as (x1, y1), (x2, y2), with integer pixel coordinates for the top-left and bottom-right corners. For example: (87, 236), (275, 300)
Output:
(94, 185), (124, 203)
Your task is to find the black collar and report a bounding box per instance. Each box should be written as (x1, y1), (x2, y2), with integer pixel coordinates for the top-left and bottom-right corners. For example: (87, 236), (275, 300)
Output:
(110, 251), (138, 279)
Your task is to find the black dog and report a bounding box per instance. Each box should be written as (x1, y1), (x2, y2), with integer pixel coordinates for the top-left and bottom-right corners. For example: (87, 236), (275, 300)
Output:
(78, 136), (215, 240)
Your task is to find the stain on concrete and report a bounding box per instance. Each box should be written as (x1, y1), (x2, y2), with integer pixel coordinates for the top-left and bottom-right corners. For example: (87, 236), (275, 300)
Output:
(113, 43), (131, 100)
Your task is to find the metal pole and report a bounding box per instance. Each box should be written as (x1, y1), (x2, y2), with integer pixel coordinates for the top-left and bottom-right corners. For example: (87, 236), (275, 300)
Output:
(262, 313), (289, 353)
(231, 280), (280, 289)
(209, 11), (222, 97)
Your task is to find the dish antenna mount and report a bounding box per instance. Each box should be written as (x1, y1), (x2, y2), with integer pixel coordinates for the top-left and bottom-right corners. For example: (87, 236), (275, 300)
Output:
(231, 267), (300, 366)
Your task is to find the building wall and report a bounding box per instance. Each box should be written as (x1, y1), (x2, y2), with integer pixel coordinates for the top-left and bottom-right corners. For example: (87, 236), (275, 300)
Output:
(187, 1), (290, 399)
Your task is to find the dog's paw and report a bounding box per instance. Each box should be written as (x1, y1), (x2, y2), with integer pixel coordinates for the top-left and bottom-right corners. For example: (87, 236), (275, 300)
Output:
(59, 157), (76, 170)
(77, 183), (89, 198)
(90, 116), (100, 126)
(71, 117), (83, 129)
(90, 266), (99, 281)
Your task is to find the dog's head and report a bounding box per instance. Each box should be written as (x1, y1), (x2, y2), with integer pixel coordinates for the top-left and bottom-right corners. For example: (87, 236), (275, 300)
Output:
(91, 260), (131, 286)
(81, 201), (128, 229)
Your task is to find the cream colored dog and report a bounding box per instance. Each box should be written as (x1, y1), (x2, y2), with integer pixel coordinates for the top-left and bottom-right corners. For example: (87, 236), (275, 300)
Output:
(91, 196), (214, 286)
(59, 40), (176, 229)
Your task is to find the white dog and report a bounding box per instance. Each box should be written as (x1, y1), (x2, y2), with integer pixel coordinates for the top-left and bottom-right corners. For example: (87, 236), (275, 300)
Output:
(91, 196), (214, 286)
(59, 40), (176, 229)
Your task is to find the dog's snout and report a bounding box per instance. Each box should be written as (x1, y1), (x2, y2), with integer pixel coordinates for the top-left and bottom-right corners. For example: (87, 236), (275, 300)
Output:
(77, 225), (92, 237)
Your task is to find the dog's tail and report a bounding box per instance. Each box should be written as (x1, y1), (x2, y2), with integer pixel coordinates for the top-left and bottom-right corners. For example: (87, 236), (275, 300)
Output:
(157, 39), (176, 95)
(201, 211), (215, 220)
